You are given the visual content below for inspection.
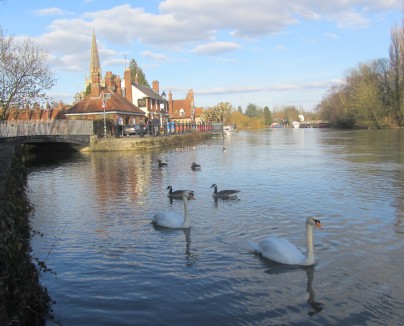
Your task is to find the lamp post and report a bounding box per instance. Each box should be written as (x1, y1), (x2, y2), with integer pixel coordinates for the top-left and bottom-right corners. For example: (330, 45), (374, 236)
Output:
(102, 93), (111, 137)
(102, 100), (107, 137)
(161, 91), (166, 113)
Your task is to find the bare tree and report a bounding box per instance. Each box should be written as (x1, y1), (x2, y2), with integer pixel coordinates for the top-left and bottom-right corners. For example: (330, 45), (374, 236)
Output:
(389, 24), (404, 126)
(0, 27), (56, 120)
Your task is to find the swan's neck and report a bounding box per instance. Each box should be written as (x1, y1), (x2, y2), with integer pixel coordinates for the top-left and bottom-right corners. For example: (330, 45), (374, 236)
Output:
(213, 186), (217, 194)
(182, 198), (190, 228)
(305, 224), (315, 264)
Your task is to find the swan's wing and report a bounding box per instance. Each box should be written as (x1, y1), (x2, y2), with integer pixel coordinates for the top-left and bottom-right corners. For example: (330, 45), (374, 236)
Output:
(151, 211), (184, 228)
(258, 237), (305, 265)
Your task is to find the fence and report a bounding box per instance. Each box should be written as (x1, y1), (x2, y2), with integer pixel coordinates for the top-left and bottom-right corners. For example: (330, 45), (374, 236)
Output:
(159, 121), (213, 135)
(0, 120), (93, 138)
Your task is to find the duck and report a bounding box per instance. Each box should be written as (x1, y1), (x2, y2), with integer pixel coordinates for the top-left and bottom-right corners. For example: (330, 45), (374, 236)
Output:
(249, 217), (324, 266)
(222, 147), (226, 152)
(191, 162), (201, 171)
(158, 159), (168, 167)
(210, 184), (240, 199)
(151, 191), (195, 228)
(166, 186), (194, 199)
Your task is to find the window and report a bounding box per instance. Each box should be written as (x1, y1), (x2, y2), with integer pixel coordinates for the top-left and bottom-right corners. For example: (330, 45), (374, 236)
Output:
(179, 108), (185, 117)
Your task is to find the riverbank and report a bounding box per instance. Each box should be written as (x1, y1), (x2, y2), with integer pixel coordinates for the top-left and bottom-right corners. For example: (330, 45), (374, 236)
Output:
(0, 144), (52, 325)
(0, 132), (212, 324)
(86, 131), (212, 152)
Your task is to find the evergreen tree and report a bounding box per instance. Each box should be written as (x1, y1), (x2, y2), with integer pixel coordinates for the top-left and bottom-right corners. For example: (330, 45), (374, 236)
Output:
(245, 103), (259, 117)
(129, 59), (150, 87)
(263, 106), (272, 125)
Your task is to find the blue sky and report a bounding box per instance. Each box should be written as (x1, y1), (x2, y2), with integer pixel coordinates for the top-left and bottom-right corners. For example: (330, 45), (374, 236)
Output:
(0, 0), (402, 111)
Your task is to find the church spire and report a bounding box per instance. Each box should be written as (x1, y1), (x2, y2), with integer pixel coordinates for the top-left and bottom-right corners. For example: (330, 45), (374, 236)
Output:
(90, 29), (101, 75)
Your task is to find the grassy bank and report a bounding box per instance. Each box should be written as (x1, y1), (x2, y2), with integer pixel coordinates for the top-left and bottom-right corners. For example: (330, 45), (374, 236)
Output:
(0, 146), (52, 325)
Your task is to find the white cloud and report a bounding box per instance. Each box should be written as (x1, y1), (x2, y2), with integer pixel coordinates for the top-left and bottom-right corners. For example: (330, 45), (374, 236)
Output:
(191, 42), (241, 55)
(35, 7), (66, 16)
(142, 51), (169, 61)
(195, 79), (343, 95)
(324, 32), (339, 39)
(8, 0), (400, 108)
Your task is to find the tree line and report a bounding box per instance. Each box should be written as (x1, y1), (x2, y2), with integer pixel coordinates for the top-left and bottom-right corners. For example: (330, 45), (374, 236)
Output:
(200, 102), (321, 129)
(316, 24), (404, 128)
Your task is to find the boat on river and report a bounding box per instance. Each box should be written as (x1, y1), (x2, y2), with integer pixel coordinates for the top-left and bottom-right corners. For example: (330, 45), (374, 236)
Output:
(224, 125), (238, 136)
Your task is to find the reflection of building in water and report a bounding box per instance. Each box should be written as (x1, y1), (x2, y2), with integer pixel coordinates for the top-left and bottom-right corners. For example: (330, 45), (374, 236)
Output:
(91, 152), (153, 208)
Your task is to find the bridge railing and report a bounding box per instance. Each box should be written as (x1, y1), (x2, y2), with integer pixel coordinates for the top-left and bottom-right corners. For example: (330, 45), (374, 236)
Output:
(0, 120), (93, 138)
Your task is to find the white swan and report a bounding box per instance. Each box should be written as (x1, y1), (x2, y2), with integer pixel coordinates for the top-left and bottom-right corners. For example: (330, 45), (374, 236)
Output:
(151, 191), (195, 228)
(249, 217), (324, 266)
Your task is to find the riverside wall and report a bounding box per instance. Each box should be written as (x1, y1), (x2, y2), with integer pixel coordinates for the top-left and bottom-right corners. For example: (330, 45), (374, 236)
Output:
(86, 131), (212, 152)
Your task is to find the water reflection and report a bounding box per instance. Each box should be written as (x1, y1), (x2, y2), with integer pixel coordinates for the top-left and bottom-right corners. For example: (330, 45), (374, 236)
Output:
(262, 261), (324, 317)
(319, 129), (404, 234)
(213, 196), (241, 207)
(305, 266), (324, 317)
(151, 224), (197, 267)
(28, 129), (403, 325)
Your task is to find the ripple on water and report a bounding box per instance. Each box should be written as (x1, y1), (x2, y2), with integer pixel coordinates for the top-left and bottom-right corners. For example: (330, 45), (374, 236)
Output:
(27, 129), (404, 325)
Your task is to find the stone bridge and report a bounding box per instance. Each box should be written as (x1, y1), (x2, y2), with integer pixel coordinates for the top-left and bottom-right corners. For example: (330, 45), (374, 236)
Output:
(0, 120), (93, 148)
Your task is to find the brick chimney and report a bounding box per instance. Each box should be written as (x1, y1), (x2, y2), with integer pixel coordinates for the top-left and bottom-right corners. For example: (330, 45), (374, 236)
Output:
(105, 71), (113, 90)
(124, 68), (132, 103)
(152, 80), (159, 94)
(187, 89), (194, 108)
(168, 90), (173, 116)
(116, 75), (122, 95)
(91, 71), (101, 97)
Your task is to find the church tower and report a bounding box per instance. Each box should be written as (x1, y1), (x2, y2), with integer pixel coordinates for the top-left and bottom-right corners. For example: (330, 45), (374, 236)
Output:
(85, 29), (104, 95)
(90, 29), (101, 77)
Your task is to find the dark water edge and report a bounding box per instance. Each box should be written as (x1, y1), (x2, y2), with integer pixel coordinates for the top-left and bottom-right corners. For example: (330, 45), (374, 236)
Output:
(0, 144), (51, 325)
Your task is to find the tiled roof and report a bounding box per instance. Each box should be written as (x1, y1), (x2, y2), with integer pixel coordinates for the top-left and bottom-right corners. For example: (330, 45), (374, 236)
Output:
(65, 88), (145, 116)
(133, 83), (165, 100)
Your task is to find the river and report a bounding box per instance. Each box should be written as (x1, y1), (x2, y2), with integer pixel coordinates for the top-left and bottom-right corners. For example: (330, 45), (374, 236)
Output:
(28, 128), (404, 325)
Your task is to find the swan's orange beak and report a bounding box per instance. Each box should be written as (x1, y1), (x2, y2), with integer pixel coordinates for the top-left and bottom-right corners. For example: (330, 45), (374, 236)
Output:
(315, 221), (324, 231)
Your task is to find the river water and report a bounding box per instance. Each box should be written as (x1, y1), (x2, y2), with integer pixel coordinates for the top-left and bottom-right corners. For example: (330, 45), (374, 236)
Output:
(28, 128), (404, 326)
